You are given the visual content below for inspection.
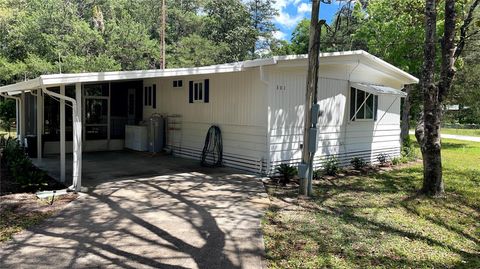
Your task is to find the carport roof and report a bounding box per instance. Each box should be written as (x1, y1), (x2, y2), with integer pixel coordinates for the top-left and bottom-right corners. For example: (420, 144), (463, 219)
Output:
(0, 50), (419, 94)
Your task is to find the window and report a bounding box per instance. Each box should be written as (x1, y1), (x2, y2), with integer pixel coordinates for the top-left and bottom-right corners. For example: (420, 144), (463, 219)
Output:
(144, 84), (156, 107)
(188, 79), (209, 103)
(193, 81), (204, 103)
(173, 80), (183, 88)
(350, 87), (379, 121)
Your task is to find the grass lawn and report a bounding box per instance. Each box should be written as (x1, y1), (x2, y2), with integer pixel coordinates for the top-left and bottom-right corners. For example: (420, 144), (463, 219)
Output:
(262, 138), (480, 268)
(442, 128), (480, 137)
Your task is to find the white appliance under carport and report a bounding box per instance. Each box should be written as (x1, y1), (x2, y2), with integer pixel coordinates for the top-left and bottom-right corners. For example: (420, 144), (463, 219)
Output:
(125, 114), (165, 152)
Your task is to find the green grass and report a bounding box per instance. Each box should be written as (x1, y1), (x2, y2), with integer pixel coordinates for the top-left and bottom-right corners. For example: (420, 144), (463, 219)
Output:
(441, 128), (480, 137)
(263, 138), (480, 268)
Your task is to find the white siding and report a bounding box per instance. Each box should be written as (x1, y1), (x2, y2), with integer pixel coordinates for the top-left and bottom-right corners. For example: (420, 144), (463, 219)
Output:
(143, 68), (269, 173)
(267, 67), (403, 173)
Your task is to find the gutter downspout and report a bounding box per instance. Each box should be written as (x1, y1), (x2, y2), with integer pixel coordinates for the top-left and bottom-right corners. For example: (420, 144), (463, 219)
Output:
(259, 65), (270, 175)
(42, 87), (82, 192)
(0, 93), (23, 145)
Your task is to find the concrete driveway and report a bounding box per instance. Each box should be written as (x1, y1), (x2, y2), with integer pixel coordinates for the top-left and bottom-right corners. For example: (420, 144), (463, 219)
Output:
(0, 152), (269, 269)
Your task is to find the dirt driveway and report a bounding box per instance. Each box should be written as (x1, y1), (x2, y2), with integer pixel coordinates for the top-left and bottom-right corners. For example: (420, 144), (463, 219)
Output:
(0, 153), (269, 269)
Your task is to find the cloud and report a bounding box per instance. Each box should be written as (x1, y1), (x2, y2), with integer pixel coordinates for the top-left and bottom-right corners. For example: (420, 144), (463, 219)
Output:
(273, 30), (287, 40)
(274, 0), (304, 29)
(273, 0), (310, 29)
(297, 3), (311, 14)
(275, 12), (304, 29)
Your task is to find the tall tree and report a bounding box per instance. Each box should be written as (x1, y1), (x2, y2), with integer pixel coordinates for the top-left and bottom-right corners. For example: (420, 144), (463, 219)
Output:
(247, 0), (278, 57)
(272, 1), (366, 56)
(354, 0), (426, 144)
(203, 0), (256, 62)
(415, 0), (479, 195)
(450, 31), (480, 124)
(290, 19), (311, 54)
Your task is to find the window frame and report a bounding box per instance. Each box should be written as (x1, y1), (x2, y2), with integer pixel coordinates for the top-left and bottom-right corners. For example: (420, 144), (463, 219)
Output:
(192, 81), (204, 103)
(173, 80), (183, 88)
(349, 87), (378, 122)
(144, 84), (156, 107)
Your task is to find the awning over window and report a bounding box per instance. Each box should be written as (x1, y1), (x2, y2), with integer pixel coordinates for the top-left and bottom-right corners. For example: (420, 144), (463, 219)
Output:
(351, 82), (407, 97)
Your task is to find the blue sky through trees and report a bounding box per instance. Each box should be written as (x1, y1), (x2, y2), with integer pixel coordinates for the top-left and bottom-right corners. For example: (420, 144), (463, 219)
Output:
(273, 0), (341, 40)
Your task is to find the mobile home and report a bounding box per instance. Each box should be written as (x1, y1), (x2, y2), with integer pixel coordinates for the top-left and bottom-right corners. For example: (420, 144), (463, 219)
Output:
(0, 50), (418, 190)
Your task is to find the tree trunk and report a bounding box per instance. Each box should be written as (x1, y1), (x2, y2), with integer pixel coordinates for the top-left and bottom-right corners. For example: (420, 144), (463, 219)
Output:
(300, 0), (321, 196)
(416, 0), (478, 196)
(400, 84), (413, 143)
(416, 0), (444, 196)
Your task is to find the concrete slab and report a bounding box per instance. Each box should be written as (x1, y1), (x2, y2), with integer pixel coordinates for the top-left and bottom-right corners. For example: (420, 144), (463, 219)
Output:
(1, 152), (269, 269)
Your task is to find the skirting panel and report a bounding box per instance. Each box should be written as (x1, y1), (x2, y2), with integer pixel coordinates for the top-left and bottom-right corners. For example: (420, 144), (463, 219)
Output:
(267, 147), (402, 175)
(168, 145), (268, 175)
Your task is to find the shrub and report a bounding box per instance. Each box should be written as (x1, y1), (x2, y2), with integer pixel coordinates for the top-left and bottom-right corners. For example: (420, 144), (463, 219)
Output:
(313, 169), (322, 180)
(0, 99), (16, 133)
(324, 156), (339, 176)
(2, 138), (46, 187)
(391, 157), (401, 165)
(351, 157), (367, 170)
(377, 153), (390, 165)
(400, 156), (409, 164)
(276, 164), (297, 186)
(401, 138), (417, 161)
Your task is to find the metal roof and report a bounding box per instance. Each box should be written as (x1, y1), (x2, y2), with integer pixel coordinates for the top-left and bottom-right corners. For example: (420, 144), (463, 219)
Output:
(351, 82), (407, 97)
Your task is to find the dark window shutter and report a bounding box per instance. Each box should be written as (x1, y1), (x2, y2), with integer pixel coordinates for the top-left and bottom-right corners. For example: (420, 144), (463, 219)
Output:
(204, 79), (209, 103)
(173, 80), (177, 87)
(189, 81), (193, 103)
(144, 87), (148, 105)
(374, 95), (379, 121)
(179, 80), (183, 87)
(152, 84), (157, 109)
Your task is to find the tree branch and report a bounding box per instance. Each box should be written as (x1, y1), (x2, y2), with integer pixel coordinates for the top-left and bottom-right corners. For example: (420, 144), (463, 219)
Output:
(454, 0), (480, 59)
(438, 0), (457, 102)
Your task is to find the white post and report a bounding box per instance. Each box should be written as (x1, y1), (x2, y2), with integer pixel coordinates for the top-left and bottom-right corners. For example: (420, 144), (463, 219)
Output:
(15, 98), (19, 139)
(60, 85), (66, 183)
(42, 86), (82, 192)
(73, 83), (82, 191)
(36, 89), (42, 159)
(20, 92), (25, 146)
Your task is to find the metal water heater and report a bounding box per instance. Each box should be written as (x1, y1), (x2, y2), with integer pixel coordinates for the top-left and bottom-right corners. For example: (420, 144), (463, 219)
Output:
(148, 114), (165, 152)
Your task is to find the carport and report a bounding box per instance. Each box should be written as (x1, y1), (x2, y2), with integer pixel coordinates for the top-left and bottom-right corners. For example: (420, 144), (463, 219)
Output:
(0, 64), (244, 192)
(2, 150), (269, 268)
(32, 150), (244, 189)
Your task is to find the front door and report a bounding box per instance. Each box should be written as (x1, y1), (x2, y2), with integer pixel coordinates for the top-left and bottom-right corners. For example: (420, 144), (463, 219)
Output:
(84, 84), (109, 140)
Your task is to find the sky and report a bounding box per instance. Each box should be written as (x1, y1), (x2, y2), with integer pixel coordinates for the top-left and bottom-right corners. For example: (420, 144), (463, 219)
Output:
(273, 0), (343, 41)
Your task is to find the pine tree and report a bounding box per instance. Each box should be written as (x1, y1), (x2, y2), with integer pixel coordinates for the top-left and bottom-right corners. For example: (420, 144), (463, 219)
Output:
(247, 0), (278, 57)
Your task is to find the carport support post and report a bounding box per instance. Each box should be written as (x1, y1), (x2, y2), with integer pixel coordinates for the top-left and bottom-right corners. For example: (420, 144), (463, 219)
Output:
(36, 89), (43, 159)
(60, 85), (66, 183)
(20, 91), (25, 146)
(73, 83), (82, 191)
(15, 98), (19, 138)
(42, 86), (82, 191)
